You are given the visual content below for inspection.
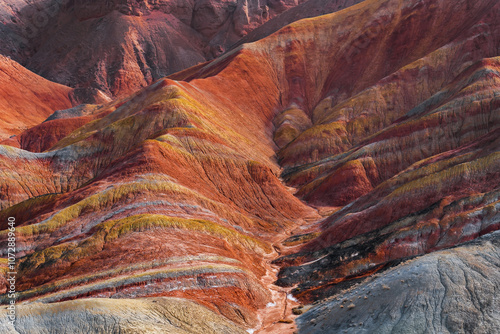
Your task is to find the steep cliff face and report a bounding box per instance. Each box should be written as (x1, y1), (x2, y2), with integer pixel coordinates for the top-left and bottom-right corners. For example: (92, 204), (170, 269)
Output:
(0, 74), (317, 328)
(0, 297), (248, 333)
(276, 129), (500, 301)
(272, 0), (500, 303)
(0, 0), (305, 97)
(297, 231), (500, 334)
(0, 0), (499, 333)
(0, 104), (102, 152)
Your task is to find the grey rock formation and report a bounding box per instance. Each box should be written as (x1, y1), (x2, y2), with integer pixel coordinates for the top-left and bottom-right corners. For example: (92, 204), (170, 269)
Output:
(297, 231), (500, 334)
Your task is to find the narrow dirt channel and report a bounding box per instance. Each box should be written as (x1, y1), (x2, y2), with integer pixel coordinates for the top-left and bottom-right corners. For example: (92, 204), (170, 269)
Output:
(250, 185), (324, 333)
(253, 245), (300, 334)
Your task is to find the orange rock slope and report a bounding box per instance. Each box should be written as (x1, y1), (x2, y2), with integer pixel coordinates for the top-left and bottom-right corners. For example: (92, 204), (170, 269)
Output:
(0, 0), (500, 332)
(0, 55), (75, 140)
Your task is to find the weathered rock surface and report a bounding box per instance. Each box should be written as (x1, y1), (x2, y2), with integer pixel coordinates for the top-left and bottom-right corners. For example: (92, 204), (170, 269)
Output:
(274, 0), (500, 303)
(232, 0), (364, 48)
(0, 297), (247, 333)
(0, 55), (74, 140)
(297, 231), (500, 334)
(0, 0), (308, 97)
(1, 104), (105, 152)
(0, 71), (318, 328)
